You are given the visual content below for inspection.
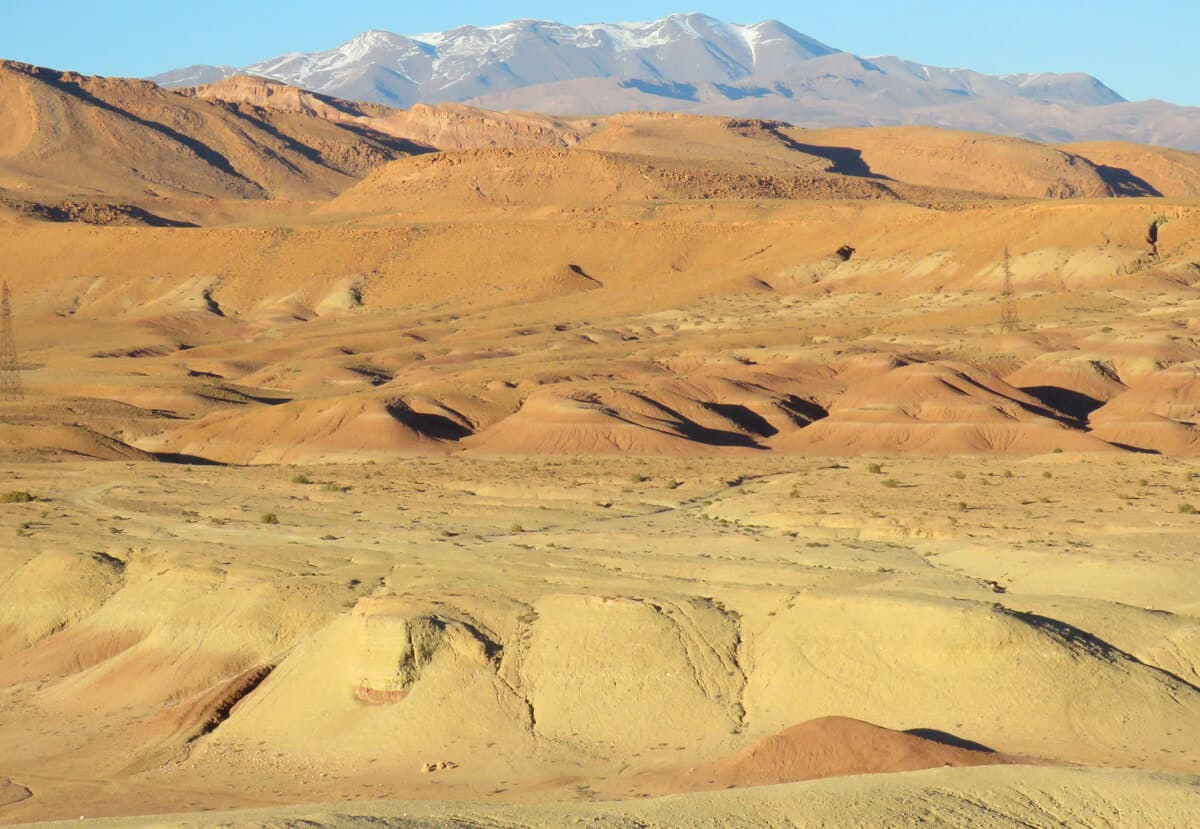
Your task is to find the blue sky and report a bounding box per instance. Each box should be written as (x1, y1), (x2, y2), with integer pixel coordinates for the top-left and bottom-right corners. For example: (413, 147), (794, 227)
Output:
(3, 1), (1195, 105)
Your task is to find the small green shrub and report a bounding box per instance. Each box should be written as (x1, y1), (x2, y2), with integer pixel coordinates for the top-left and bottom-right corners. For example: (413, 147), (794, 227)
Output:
(867, 463), (883, 475)
(881, 479), (901, 488)
(952, 470), (966, 480)
(261, 512), (280, 525)
(1178, 503), (1198, 515)
(0, 491), (34, 503)
(291, 473), (312, 485)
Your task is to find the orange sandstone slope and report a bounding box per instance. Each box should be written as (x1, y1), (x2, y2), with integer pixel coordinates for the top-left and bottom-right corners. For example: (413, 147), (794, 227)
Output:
(6, 67), (1200, 460)
(138, 397), (466, 464)
(324, 115), (1184, 211)
(789, 126), (1121, 198)
(4, 62), (1195, 217)
(4, 195), (1199, 460)
(181, 75), (594, 151)
(774, 360), (1118, 456)
(181, 83), (1191, 202)
(1088, 365), (1200, 453)
(320, 145), (902, 217)
(0, 62), (420, 209)
(1061, 141), (1200, 199)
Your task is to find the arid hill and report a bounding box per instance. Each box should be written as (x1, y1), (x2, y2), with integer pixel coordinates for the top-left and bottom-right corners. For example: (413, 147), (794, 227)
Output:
(0, 63), (427, 213)
(790, 126), (1120, 198)
(5, 65), (1200, 226)
(3, 66), (1200, 461)
(1061, 140), (1200, 198)
(2, 64), (1200, 829)
(182, 76), (593, 151)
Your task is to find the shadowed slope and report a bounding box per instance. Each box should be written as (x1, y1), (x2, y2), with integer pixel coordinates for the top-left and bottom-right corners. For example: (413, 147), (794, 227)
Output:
(0, 62), (420, 207)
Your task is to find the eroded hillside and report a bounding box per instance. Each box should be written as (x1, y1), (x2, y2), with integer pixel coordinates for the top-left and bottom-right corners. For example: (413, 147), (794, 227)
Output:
(2, 66), (1200, 829)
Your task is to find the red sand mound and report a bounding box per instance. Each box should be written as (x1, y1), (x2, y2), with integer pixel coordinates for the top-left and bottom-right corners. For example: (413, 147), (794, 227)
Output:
(629, 716), (1021, 794)
(776, 361), (1116, 454)
(140, 397), (459, 464)
(1005, 355), (1128, 411)
(1088, 364), (1200, 453)
(0, 423), (156, 462)
(464, 391), (764, 455)
(1003, 354), (1129, 424)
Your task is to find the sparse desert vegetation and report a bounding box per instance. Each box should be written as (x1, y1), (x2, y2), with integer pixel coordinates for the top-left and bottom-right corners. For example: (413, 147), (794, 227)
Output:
(1, 43), (1200, 829)
(0, 455), (1198, 827)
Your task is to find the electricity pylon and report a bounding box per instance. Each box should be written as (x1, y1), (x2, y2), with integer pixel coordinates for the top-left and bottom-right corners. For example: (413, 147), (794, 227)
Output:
(0, 282), (23, 401)
(999, 247), (1019, 334)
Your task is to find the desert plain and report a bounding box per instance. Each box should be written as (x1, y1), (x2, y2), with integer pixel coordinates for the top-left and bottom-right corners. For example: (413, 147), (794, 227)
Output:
(0, 62), (1199, 826)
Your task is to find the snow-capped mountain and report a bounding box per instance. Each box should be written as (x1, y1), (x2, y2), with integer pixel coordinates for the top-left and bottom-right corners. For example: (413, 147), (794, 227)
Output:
(153, 13), (1123, 108)
(154, 13), (1200, 149)
(158, 15), (845, 108)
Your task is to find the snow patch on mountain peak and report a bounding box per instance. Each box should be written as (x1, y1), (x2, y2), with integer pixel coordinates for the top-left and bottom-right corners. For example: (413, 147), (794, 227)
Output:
(156, 13), (1128, 122)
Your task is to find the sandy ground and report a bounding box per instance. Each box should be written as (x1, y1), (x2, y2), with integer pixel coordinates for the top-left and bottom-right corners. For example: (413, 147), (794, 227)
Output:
(1, 453), (1199, 824)
(16, 767), (1200, 828)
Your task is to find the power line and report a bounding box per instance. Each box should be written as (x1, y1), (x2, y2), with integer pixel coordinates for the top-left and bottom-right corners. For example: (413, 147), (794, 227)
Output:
(0, 282), (24, 401)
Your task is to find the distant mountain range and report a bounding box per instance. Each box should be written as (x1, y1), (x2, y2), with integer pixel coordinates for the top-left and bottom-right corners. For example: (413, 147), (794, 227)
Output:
(153, 13), (1200, 150)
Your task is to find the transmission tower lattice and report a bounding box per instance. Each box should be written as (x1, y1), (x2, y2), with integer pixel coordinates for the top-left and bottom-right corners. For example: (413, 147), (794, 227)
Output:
(999, 247), (1019, 334)
(0, 282), (23, 401)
